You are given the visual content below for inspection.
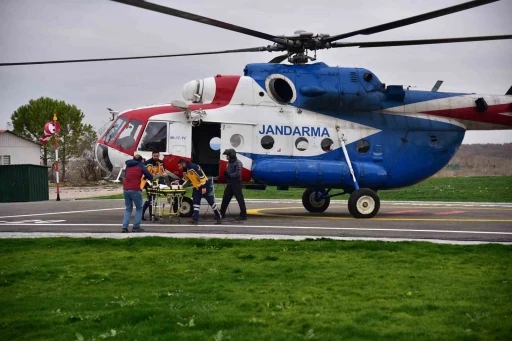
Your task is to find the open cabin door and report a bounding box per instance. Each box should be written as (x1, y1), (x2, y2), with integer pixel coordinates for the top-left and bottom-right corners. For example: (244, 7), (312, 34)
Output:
(168, 122), (192, 159)
(159, 121), (192, 176)
(220, 123), (254, 182)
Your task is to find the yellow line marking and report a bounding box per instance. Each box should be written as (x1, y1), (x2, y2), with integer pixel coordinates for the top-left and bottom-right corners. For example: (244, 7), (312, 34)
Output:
(246, 207), (512, 223)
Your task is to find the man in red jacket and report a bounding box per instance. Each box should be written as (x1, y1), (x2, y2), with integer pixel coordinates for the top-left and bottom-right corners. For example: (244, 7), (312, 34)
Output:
(122, 154), (154, 233)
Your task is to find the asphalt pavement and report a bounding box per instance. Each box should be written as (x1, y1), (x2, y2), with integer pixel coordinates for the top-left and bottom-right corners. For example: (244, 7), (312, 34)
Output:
(0, 199), (511, 243)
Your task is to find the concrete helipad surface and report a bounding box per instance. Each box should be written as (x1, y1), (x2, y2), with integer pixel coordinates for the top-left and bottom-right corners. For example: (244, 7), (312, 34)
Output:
(0, 199), (511, 244)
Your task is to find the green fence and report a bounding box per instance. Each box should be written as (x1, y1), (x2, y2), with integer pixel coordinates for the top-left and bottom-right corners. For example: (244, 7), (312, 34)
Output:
(0, 164), (49, 202)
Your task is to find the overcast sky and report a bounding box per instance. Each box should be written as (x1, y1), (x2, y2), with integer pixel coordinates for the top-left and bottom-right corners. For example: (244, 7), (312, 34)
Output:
(1, 0), (511, 144)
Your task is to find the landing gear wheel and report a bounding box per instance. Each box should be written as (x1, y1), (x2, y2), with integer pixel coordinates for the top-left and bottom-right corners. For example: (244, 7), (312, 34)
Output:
(180, 197), (194, 217)
(348, 188), (380, 219)
(302, 188), (330, 213)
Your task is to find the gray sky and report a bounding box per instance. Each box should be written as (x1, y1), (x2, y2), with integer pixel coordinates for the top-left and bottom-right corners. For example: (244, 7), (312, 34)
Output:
(1, 0), (511, 144)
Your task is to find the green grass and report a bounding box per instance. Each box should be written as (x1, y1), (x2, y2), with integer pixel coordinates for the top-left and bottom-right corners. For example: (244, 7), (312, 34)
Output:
(0, 238), (511, 341)
(89, 176), (512, 202)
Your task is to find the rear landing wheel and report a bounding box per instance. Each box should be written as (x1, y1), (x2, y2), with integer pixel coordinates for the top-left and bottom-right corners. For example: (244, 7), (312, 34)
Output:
(302, 188), (330, 213)
(348, 188), (380, 219)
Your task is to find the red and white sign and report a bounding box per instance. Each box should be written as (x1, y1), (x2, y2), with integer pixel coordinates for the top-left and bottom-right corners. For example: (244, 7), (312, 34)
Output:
(39, 121), (61, 144)
(44, 121), (61, 135)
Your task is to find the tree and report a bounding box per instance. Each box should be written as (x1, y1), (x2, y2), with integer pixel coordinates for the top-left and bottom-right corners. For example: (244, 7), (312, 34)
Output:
(73, 127), (107, 181)
(11, 97), (95, 181)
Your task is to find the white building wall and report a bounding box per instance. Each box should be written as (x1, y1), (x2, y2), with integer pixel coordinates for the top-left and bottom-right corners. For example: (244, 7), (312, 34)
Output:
(0, 133), (41, 165)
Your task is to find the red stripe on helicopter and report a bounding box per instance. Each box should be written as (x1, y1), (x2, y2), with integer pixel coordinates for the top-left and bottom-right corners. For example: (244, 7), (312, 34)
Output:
(118, 75), (242, 123)
(421, 103), (512, 127)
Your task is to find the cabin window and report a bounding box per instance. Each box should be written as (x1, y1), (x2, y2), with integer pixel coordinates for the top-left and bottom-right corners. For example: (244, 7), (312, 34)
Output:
(357, 139), (370, 153)
(103, 117), (127, 143)
(209, 137), (221, 151)
(321, 138), (333, 152)
(295, 137), (309, 151)
(261, 135), (274, 150)
(114, 119), (143, 150)
(138, 121), (167, 152)
(230, 134), (243, 148)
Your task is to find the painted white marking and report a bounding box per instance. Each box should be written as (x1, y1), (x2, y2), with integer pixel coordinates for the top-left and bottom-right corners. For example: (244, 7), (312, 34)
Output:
(8, 220), (66, 224)
(0, 223), (510, 235)
(71, 198), (512, 208)
(0, 232), (509, 245)
(0, 208), (124, 219)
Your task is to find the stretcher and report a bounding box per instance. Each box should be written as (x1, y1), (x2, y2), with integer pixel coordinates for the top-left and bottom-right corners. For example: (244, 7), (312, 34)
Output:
(146, 177), (187, 223)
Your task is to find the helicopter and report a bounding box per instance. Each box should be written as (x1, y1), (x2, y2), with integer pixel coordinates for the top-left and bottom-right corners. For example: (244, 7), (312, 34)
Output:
(1, 0), (511, 218)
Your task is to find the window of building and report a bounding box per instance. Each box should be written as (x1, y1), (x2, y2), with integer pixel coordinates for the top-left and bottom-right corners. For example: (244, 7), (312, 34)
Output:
(0, 155), (11, 165)
(230, 134), (243, 148)
(321, 138), (334, 152)
(357, 139), (370, 153)
(114, 119), (143, 150)
(295, 137), (309, 151)
(103, 117), (127, 143)
(138, 122), (168, 152)
(261, 135), (275, 150)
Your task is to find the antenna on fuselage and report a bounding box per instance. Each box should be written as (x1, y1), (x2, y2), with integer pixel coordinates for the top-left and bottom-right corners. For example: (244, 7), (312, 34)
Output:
(431, 80), (443, 92)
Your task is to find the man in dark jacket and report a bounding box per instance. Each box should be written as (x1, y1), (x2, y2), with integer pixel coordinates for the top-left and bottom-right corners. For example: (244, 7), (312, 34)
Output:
(122, 154), (154, 232)
(220, 149), (247, 220)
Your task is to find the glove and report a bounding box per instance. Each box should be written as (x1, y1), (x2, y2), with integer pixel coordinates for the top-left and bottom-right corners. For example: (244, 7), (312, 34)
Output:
(223, 171), (230, 179)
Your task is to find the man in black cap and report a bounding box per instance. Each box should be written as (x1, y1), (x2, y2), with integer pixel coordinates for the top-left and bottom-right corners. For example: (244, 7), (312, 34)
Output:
(220, 149), (247, 220)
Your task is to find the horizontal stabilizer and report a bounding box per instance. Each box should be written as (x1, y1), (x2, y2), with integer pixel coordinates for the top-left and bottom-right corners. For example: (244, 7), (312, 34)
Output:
(506, 85), (512, 95)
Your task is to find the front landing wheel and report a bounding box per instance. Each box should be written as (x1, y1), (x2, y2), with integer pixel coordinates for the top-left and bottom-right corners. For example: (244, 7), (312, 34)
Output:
(348, 188), (380, 219)
(302, 188), (330, 213)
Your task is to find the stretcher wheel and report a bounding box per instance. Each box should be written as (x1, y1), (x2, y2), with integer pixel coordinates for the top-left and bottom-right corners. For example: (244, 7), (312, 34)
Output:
(180, 197), (193, 217)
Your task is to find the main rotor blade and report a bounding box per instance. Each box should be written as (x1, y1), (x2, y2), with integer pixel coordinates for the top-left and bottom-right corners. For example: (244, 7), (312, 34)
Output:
(325, 0), (499, 43)
(0, 47), (276, 66)
(110, 0), (286, 45)
(330, 34), (512, 48)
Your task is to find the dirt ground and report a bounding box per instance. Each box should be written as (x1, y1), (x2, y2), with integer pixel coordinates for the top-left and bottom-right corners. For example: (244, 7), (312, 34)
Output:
(48, 186), (123, 200)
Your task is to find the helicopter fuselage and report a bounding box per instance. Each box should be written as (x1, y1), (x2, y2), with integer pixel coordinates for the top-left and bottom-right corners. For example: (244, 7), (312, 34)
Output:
(95, 62), (512, 193)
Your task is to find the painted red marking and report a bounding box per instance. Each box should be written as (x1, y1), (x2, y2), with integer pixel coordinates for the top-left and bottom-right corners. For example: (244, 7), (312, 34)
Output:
(422, 103), (512, 127)
(385, 210), (423, 214)
(434, 210), (467, 216)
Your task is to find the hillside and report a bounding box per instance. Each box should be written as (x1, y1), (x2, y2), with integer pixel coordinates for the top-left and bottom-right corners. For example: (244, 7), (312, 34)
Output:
(435, 143), (512, 177)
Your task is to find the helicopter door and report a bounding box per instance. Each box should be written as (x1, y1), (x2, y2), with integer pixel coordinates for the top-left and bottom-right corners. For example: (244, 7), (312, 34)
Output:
(167, 121), (192, 159)
(220, 123), (254, 182)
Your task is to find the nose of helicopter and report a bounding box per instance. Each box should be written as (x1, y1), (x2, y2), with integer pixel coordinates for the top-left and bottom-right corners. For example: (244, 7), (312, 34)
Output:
(95, 143), (113, 173)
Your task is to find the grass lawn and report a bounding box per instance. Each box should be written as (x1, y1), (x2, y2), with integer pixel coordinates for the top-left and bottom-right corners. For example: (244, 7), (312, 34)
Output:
(1, 238), (511, 341)
(88, 176), (512, 202)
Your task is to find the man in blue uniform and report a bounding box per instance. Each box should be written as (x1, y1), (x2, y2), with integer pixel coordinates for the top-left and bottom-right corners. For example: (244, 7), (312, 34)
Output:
(220, 149), (247, 220)
(177, 159), (222, 225)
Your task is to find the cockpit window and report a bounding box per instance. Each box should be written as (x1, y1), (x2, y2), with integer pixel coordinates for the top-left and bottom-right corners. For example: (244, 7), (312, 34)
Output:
(103, 117), (127, 143)
(138, 121), (167, 152)
(114, 119), (143, 150)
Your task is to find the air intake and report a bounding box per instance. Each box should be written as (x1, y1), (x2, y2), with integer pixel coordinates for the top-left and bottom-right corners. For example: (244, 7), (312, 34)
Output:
(350, 72), (357, 83)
